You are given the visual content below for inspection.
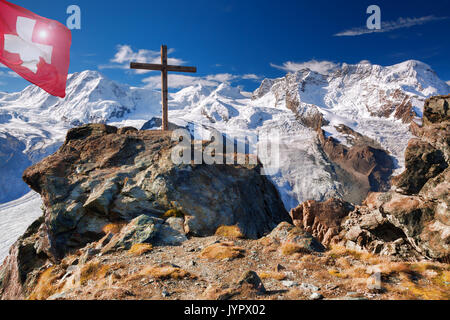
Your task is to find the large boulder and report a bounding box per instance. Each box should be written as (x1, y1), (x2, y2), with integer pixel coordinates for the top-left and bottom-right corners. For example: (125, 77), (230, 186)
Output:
(290, 199), (354, 247)
(20, 124), (290, 260)
(1, 123), (290, 299)
(393, 139), (447, 195)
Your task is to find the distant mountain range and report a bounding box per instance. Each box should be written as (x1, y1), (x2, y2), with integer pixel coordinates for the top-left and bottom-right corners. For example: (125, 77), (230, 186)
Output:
(0, 60), (448, 207)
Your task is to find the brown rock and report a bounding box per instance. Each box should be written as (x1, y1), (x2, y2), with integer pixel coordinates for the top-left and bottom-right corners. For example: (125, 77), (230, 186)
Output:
(393, 139), (447, 195)
(423, 94), (449, 126)
(290, 199), (354, 247)
(237, 271), (266, 294)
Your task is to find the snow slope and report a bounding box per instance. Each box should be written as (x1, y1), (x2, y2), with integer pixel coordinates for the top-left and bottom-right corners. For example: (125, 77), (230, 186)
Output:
(0, 192), (42, 263)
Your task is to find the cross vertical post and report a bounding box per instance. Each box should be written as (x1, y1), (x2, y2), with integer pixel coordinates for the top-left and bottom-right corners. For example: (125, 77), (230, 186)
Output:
(161, 45), (169, 131)
(130, 45), (197, 132)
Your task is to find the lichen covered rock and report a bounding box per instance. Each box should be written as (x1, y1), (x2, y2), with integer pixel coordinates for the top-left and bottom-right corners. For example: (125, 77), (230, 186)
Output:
(21, 124), (289, 260)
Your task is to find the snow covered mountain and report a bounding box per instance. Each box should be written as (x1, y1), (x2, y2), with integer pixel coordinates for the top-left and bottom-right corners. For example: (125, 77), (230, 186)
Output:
(0, 61), (448, 207)
(0, 71), (161, 203)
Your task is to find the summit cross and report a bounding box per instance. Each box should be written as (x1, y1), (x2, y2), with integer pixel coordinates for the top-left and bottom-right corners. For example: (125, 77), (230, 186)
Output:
(130, 45), (197, 131)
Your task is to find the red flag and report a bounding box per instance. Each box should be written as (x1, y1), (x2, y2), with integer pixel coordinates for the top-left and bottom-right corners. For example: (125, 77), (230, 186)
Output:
(0, 0), (71, 98)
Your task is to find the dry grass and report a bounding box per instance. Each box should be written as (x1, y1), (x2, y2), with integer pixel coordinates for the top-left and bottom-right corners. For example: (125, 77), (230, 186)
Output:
(140, 266), (194, 280)
(80, 261), (111, 286)
(215, 225), (245, 239)
(258, 271), (287, 281)
(128, 243), (153, 256)
(199, 242), (245, 260)
(202, 285), (237, 300)
(163, 209), (184, 219)
(327, 268), (348, 279)
(102, 222), (127, 235)
(28, 267), (63, 300)
(323, 245), (450, 300)
(258, 237), (272, 247)
(280, 242), (311, 256)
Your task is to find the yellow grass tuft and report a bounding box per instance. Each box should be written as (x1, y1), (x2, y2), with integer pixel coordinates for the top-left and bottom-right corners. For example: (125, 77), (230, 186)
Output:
(401, 279), (450, 300)
(128, 243), (153, 256)
(80, 262), (111, 286)
(102, 222), (126, 235)
(328, 268), (348, 279)
(28, 267), (62, 300)
(215, 225), (245, 239)
(199, 242), (245, 260)
(280, 242), (310, 256)
(258, 237), (273, 247)
(258, 271), (287, 281)
(140, 266), (194, 280)
(163, 209), (184, 219)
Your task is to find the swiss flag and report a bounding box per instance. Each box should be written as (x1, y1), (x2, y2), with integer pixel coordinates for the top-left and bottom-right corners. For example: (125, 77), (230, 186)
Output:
(0, 0), (71, 98)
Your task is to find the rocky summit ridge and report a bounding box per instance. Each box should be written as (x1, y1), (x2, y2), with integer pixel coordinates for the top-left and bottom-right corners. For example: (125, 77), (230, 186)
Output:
(0, 93), (449, 300)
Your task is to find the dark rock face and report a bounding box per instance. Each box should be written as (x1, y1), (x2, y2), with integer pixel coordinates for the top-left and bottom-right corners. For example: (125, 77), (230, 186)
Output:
(339, 95), (450, 261)
(393, 139), (447, 195)
(0, 217), (47, 299)
(423, 95), (449, 125)
(290, 199), (354, 247)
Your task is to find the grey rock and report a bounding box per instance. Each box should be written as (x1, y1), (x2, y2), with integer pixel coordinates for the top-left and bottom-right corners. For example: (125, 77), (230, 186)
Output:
(310, 292), (323, 300)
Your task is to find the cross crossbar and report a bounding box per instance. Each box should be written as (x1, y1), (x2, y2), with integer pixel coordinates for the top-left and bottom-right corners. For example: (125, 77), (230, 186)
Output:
(130, 45), (197, 131)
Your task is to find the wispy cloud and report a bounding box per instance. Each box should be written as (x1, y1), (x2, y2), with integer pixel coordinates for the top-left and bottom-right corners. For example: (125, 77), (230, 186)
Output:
(99, 45), (186, 74)
(0, 70), (20, 78)
(142, 73), (261, 89)
(335, 15), (448, 37)
(271, 60), (339, 75)
(103, 45), (261, 89)
(447, 80), (450, 86)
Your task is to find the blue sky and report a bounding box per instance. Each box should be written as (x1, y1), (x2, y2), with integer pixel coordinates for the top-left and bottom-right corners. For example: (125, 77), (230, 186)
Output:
(1, 0), (450, 93)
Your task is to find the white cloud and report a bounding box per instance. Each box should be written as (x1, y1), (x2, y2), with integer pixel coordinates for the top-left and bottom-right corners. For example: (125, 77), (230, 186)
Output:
(143, 74), (218, 89)
(0, 70), (20, 78)
(100, 45), (186, 74)
(7, 71), (20, 78)
(105, 45), (261, 89)
(446, 81), (450, 86)
(143, 72), (259, 89)
(270, 60), (339, 75)
(335, 16), (448, 37)
(242, 74), (261, 80)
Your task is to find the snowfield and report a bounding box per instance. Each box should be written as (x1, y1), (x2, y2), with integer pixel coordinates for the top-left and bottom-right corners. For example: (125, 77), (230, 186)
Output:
(0, 192), (42, 263)
(0, 60), (448, 263)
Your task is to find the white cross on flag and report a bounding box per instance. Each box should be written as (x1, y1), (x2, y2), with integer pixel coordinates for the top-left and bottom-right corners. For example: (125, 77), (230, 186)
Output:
(0, 0), (71, 98)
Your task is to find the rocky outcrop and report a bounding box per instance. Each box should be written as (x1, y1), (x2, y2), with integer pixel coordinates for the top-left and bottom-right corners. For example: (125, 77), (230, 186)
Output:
(290, 199), (354, 247)
(339, 95), (450, 261)
(263, 222), (325, 253)
(0, 123), (290, 299)
(392, 139), (447, 195)
(22, 124), (289, 259)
